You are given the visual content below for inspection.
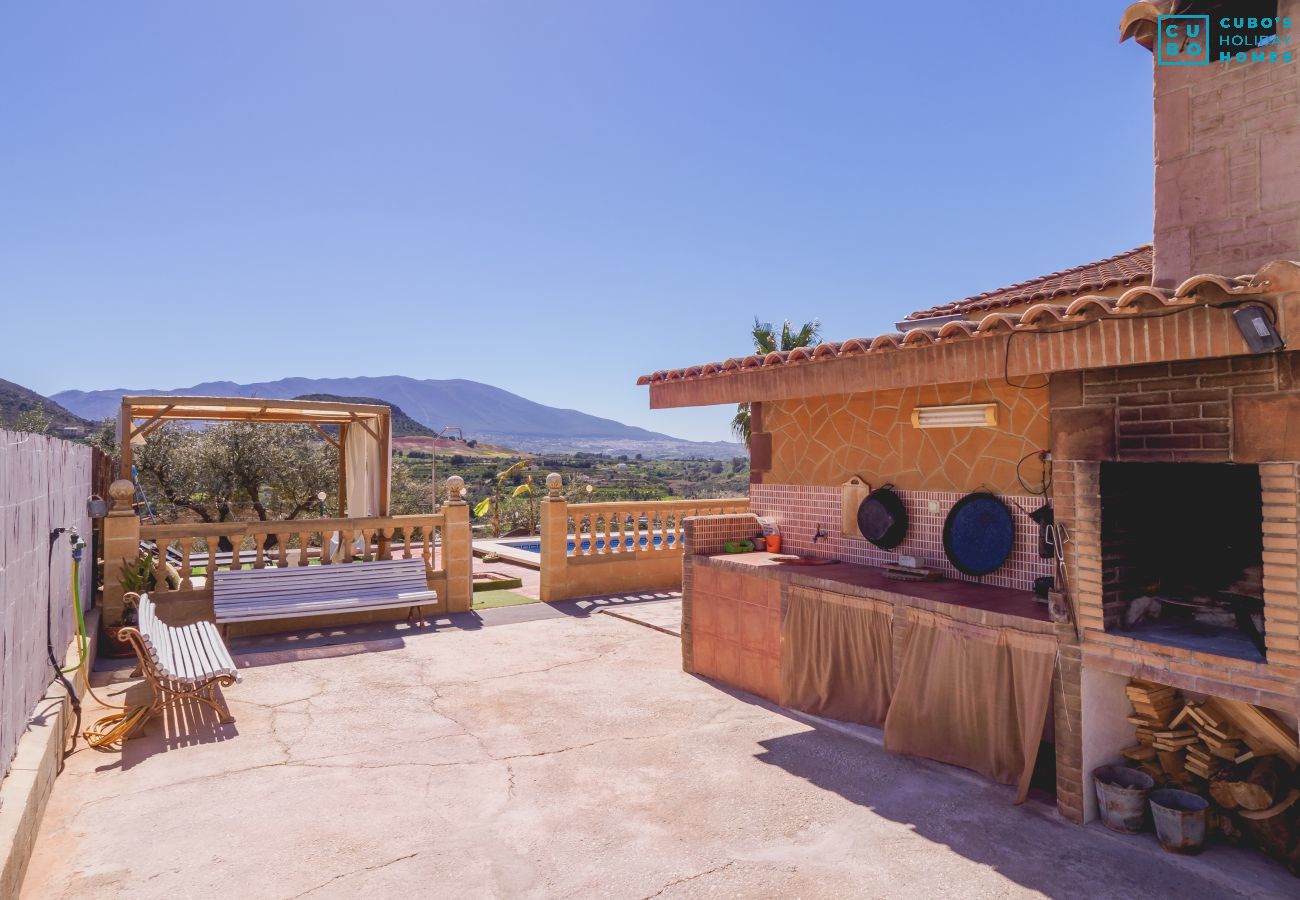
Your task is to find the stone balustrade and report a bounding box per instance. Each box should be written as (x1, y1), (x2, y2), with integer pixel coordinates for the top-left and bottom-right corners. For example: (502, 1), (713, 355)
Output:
(102, 477), (475, 627)
(538, 473), (748, 602)
(140, 514), (447, 590)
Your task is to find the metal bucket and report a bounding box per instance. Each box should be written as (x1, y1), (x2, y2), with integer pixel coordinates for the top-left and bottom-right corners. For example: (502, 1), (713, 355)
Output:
(1093, 765), (1155, 833)
(1149, 789), (1209, 854)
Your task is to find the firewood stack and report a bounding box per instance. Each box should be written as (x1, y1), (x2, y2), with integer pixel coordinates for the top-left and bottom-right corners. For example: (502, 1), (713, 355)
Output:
(1120, 678), (1300, 875)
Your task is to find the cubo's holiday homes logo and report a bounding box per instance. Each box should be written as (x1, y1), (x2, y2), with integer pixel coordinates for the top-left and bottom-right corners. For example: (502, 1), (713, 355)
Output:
(1157, 13), (1293, 65)
(1157, 15), (1210, 64)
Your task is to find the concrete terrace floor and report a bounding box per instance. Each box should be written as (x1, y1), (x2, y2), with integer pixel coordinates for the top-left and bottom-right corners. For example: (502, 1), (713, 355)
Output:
(21, 597), (1300, 899)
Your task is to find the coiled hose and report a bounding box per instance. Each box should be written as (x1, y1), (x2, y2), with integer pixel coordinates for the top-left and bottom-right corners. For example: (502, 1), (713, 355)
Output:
(58, 556), (151, 751)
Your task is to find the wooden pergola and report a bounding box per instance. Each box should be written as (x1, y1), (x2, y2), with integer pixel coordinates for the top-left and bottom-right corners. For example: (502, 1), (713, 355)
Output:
(117, 395), (392, 517)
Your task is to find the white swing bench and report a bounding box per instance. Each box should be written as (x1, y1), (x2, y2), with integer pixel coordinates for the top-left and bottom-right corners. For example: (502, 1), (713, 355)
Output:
(212, 557), (438, 631)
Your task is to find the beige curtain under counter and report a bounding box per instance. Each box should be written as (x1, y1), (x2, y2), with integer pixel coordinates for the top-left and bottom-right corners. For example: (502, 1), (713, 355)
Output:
(883, 609), (1055, 804)
(780, 588), (894, 727)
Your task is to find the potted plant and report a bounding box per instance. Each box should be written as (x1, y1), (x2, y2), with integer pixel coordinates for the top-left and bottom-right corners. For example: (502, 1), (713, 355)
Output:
(101, 554), (150, 657)
(102, 594), (140, 658)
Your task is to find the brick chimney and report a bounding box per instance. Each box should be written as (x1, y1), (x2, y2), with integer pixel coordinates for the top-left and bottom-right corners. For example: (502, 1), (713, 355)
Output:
(1126, 0), (1300, 286)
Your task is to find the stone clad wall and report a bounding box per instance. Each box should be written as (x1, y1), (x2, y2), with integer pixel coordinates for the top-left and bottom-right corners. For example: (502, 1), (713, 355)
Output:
(757, 379), (1050, 494)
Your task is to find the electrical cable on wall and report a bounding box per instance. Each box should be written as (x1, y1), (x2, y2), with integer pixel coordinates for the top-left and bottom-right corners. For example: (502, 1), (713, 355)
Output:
(1016, 449), (1052, 496)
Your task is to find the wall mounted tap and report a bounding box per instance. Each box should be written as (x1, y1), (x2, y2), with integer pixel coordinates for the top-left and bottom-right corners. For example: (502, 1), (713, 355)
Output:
(812, 523), (827, 543)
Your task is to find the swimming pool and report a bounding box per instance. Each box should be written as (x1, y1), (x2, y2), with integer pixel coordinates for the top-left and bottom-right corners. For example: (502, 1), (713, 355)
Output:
(501, 533), (678, 556)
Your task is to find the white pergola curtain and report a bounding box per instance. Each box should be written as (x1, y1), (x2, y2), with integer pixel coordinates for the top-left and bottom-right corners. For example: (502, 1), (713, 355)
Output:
(344, 418), (389, 517)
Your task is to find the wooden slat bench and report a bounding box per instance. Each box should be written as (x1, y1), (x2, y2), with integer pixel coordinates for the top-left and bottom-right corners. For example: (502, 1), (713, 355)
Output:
(119, 592), (241, 728)
(213, 557), (438, 630)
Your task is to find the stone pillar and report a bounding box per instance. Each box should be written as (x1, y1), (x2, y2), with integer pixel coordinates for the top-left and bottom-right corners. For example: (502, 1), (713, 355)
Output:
(441, 476), (473, 613)
(101, 479), (141, 626)
(539, 473), (568, 603)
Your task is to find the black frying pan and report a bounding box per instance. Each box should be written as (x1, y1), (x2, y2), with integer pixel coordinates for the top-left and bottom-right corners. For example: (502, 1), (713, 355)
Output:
(857, 484), (908, 549)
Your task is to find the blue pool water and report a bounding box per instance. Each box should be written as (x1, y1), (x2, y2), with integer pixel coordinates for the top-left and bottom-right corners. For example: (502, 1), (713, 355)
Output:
(501, 533), (677, 556)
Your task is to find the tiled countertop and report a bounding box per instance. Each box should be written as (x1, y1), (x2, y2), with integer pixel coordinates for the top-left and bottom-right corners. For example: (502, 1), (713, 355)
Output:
(696, 552), (1057, 634)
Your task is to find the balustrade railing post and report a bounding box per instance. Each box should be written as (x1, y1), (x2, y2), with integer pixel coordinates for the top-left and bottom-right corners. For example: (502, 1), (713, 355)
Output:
(103, 479), (142, 627)
(441, 476), (474, 613)
(539, 473), (569, 603)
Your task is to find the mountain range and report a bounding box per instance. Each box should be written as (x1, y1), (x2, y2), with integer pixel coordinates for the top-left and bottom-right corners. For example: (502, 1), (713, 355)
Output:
(0, 379), (93, 433)
(51, 376), (742, 459)
(291, 393), (437, 438)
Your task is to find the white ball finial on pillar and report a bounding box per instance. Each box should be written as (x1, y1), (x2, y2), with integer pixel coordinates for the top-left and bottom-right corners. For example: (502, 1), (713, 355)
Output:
(108, 479), (135, 514)
(545, 472), (563, 499)
(446, 475), (466, 505)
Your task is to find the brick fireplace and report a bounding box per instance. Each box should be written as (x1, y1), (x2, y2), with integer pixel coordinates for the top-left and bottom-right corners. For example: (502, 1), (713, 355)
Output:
(1099, 461), (1265, 658)
(1049, 354), (1300, 824)
(1052, 355), (1300, 710)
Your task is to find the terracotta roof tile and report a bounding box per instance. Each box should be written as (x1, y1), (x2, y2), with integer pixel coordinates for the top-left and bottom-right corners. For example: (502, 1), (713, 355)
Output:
(635, 257), (1300, 387)
(902, 244), (1153, 321)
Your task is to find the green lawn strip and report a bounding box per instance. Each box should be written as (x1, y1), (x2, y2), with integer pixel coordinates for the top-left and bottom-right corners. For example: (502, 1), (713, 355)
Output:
(472, 590), (539, 610)
(190, 558), (323, 576)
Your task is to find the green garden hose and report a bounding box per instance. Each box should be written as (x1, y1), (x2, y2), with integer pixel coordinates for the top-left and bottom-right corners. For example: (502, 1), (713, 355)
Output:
(58, 554), (151, 750)
(60, 557), (88, 674)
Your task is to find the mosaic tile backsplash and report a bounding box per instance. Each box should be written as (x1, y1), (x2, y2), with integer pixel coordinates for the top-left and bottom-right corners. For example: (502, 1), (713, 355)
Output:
(751, 483), (1054, 592)
(683, 514), (760, 555)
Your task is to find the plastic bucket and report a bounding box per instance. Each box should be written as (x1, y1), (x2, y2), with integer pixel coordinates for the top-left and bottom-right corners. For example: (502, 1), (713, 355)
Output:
(1093, 765), (1155, 834)
(1149, 789), (1209, 854)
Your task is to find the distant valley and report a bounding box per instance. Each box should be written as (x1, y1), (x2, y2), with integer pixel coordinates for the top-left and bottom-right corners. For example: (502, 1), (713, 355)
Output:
(51, 375), (743, 460)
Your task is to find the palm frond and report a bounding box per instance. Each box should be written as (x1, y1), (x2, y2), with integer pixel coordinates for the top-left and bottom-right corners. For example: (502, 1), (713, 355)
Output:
(780, 318), (821, 351)
(731, 402), (751, 445)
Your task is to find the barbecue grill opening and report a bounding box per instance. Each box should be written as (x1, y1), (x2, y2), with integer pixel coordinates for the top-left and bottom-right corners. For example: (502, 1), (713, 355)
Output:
(1100, 462), (1265, 662)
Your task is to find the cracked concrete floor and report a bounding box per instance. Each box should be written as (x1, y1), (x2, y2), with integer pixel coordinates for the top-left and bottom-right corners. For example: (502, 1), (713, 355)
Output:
(20, 607), (1300, 899)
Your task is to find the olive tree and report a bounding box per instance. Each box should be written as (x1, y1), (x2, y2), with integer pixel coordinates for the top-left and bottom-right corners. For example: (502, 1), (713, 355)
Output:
(136, 422), (337, 524)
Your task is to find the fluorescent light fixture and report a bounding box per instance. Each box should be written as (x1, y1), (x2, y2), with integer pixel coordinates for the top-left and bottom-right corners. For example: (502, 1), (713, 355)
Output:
(911, 403), (998, 429)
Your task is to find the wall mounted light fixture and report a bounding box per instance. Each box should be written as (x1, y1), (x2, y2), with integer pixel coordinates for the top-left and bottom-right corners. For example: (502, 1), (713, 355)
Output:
(1231, 304), (1285, 354)
(911, 402), (998, 429)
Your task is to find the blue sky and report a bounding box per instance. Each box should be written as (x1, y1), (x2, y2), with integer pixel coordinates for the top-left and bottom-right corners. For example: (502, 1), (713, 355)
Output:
(1, 2), (1153, 443)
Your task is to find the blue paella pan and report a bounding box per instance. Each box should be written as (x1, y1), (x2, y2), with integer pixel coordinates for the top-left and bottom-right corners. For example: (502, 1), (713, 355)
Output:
(942, 491), (1015, 577)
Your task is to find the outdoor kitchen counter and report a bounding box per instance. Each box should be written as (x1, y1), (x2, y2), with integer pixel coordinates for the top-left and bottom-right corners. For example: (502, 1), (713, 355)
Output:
(695, 551), (1054, 634)
(685, 550), (1067, 792)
